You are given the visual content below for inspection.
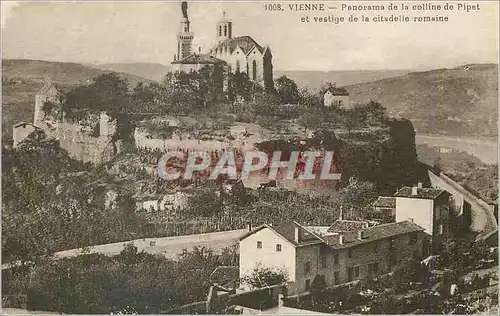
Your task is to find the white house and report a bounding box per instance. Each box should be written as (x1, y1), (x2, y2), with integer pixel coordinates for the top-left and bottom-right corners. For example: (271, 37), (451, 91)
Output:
(323, 86), (350, 108)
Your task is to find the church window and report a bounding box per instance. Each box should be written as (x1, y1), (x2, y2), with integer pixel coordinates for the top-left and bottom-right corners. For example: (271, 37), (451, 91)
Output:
(224, 25), (228, 36)
(252, 60), (257, 80)
(219, 25), (222, 36)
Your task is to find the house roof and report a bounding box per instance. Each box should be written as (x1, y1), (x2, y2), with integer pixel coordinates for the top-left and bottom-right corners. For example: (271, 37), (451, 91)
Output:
(324, 86), (349, 96)
(171, 53), (227, 65)
(214, 36), (264, 55)
(328, 221), (425, 249)
(373, 196), (396, 208)
(13, 122), (37, 129)
(209, 265), (239, 285)
(239, 222), (323, 247)
(394, 186), (446, 200)
(327, 219), (369, 233)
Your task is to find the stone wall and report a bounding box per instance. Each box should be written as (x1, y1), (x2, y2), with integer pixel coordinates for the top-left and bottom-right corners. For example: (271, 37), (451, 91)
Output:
(39, 112), (121, 164)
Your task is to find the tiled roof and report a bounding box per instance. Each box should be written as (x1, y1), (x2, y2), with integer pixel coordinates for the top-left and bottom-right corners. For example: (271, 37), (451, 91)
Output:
(172, 53), (227, 65)
(373, 196), (396, 208)
(214, 36), (264, 55)
(325, 87), (349, 96)
(209, 266), (239, 285)
(328, 221), (425, 249)
(239, 222), (323, 247)
(394, 187), (446, 200)
(273, 222), (323, 246)
(327, 220), (369, 233)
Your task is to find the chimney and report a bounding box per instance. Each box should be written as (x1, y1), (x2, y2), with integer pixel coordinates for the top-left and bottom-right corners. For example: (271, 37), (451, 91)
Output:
(411, 186), (418, 196)
(294, 226), (300, 243)
(278, 294), (284, 307)
(339, 234), (343, 245)
(247, 222), (252, 232)
(417, 182), (423, 189)
(358, 230), (364, 240)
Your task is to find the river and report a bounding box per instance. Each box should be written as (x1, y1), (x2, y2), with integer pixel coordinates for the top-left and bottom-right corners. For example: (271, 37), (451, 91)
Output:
(415, 134), (498, 165)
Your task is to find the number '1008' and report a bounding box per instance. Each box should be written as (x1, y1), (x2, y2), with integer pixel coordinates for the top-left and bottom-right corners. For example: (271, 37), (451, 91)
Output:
(265, 4), (283, 11)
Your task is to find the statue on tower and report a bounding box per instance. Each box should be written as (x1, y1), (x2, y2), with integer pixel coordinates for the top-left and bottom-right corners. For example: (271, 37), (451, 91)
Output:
(181, 1), (188, 19)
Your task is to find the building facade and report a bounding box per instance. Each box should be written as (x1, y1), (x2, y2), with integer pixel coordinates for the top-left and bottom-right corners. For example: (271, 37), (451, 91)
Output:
(323, 87), (350, 108)
(239, 220), (427, 295)
(12, 122), (38, 147)
(34, 82), (59, 127)
(394, 185), (451, 253)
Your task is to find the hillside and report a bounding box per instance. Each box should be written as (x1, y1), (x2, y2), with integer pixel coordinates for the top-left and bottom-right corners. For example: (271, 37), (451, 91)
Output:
(2, 59), (151, 142)
(343, 64), (498, 137)
(275, 69), (411, 91)
(90, 63), (410, 88)
(94, 62), (172, 82)
(2, 59), (150, 86)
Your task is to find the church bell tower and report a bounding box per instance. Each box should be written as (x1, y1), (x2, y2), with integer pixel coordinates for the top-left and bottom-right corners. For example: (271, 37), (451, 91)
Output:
(216, 11), (232, 43)
(176, 1), (194, 60)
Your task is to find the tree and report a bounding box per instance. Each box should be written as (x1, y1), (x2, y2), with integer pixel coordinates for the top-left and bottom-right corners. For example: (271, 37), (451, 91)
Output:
(275, 76), (300, 104)
(298, 108), (324, 136)
(299, 87), (322, 107)
(242, 263), (288, 288)
(62, 73), (132, 113)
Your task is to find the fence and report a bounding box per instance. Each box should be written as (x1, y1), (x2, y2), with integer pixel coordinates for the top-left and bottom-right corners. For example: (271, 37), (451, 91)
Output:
(144, 217), (251, 237)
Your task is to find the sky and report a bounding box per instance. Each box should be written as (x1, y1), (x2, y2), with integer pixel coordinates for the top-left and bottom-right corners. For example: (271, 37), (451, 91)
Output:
(1, 1), (499, 71)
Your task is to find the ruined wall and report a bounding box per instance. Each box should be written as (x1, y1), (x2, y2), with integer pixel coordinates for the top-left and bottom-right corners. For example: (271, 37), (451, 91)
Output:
(40, 112), (121, 164)
(134, 127), (229, 151)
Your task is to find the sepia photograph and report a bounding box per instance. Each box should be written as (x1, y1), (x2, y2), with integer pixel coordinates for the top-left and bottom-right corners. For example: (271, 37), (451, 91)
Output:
(1, 0), (499, 314)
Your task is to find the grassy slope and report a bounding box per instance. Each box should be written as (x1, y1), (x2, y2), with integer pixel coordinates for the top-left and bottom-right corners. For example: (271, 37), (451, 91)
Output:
(344, 64), (498, 137)
(2, 59), (151, 141)
(94, 62), (172, 82)
(275, 69), (411, 90)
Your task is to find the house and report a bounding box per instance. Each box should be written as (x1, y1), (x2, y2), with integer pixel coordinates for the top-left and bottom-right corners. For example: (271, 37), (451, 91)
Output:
(239, 220), (427, 295)
(323, 86), (350, 108)
(394, 184), (451, 253)
(372, 196), (396, 221)
(12, 122), (39, 148)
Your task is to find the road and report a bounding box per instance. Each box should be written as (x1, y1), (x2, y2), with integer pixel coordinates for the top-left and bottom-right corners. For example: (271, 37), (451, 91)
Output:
(415, 134), (498, 164)
(428, 171), (498, 240)
(54, 229), (247, 260)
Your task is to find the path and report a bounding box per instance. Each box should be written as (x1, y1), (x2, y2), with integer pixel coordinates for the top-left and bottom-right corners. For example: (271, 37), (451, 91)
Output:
(428, 170), (498, 240)
(54, 229), (247, 260)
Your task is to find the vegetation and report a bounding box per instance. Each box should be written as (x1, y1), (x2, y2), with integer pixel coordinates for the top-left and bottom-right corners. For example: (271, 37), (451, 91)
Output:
(1, 131), (144, 263)
(2, 245), (238, 314)
(242, 263), (289, 288)
(418, 143), (498, 202)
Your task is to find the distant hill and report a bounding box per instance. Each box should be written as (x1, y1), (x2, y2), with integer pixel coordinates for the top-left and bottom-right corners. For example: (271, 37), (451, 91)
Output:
(275, 69), (411, 91)
(2, 59), (151, 143)
(91, 63), (410, 88)
(343, 64), (498, 137)
(94, 62), (172, 82)
(3, 59), (150, 86)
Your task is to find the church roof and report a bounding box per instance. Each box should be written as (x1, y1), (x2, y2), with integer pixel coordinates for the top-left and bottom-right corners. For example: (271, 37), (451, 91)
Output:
(215, 36), (264, 55)
(172, 53), (227, 65)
